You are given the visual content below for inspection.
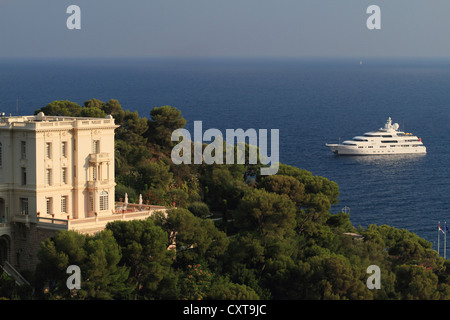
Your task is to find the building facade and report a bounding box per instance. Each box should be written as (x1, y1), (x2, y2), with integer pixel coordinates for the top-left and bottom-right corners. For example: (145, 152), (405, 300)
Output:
(0, 113), (118, 270)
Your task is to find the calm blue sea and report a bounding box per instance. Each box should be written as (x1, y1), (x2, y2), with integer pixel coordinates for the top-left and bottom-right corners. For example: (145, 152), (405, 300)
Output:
(1, 57), (450, 252)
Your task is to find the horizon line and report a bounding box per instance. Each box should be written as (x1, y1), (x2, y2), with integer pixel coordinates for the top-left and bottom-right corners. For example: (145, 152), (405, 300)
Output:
(1, 55), (450, 61)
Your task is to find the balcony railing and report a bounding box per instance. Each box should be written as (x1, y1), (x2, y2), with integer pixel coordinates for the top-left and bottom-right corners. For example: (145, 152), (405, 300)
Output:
(115, 202), (168, 213)
(13, 214), (31, 225)
(87, 179), (110, 189)
(37, 216), (69, 230)
(89, 152), (111, 163)
(0, 117), (116, 130)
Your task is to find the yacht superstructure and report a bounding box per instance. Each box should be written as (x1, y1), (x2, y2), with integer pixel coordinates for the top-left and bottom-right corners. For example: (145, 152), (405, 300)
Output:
(325, 117), (426, 155)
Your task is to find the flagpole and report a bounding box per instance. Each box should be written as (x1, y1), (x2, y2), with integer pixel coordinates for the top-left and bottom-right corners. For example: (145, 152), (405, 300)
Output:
(445, 222), (447, 260)
(438, 221), (440, 256)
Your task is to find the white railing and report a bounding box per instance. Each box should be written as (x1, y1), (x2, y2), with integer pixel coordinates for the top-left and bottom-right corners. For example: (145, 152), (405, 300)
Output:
(36, 205), (168, 233)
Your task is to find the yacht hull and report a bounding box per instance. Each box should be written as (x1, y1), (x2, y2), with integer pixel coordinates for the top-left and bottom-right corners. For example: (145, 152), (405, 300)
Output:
(325, 143), (427, 155)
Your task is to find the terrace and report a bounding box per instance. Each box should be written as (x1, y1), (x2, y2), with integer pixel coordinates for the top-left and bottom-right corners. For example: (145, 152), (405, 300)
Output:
(35, 202), (169, 235)
(0, 114), (117, 131)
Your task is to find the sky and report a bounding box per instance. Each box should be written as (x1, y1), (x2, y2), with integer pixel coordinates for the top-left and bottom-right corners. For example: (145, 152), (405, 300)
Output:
(0, 0), (450, 59)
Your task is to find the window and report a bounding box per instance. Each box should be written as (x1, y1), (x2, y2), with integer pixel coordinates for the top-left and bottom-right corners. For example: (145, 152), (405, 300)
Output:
(21, 141), (26, 159)
(46, 169), (52, 185)
(62, 141), (67, 158)
(382, 140), (398, 143)
(93, 140), (100, 154)
(20, 198), (28, 215)
(99, 191), (108, 211)
(0, 142), (2, 167)
(92, 166), (97, 181)
(46, 142), (52, 158)
(62, 168), (67, 184)
(364, 134), (382, 137)
(21, 167), (26, 185)
(89, 192), (94, 212)
(61, 196), (68, 213)
(46, 197), (52, 215)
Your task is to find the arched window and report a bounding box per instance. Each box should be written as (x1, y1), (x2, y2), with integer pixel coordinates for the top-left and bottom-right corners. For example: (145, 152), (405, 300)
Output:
(99, 191), (108, 211)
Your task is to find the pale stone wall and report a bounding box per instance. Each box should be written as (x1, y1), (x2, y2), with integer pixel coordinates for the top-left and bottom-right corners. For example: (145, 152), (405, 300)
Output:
(0, 114), (119, 272)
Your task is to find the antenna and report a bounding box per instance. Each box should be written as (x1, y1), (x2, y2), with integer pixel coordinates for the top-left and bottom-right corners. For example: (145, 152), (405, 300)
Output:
(16, 97), (19, 115)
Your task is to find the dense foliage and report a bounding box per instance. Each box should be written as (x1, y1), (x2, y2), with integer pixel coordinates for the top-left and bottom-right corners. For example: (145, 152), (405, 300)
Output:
(2, 98), (449, 300)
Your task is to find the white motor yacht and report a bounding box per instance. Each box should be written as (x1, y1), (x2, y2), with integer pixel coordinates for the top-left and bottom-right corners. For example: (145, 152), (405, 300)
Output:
(326, 117), (426, 155)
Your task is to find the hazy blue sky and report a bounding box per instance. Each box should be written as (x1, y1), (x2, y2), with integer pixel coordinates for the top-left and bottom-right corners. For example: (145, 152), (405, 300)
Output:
(0, 0), (449, 59)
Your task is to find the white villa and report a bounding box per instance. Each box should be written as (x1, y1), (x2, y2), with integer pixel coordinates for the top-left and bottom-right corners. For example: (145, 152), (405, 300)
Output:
(0, 113), (167, 271)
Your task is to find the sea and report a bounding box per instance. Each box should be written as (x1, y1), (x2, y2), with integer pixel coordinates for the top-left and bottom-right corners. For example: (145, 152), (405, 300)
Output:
(1, 56), (450, 252)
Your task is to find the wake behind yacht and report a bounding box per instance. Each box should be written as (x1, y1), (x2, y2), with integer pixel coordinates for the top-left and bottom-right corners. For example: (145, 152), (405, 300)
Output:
(326, 117), (426, 155)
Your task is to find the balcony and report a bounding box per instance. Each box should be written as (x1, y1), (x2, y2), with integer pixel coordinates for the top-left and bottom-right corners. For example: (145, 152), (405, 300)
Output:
(87, 179), (111, 189)
(89, 152), (111, 164)
(36, 216), (69, 231)
(13, 214), (31, 225)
